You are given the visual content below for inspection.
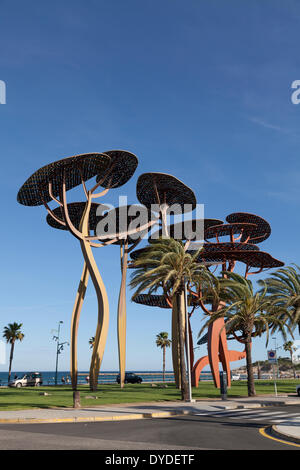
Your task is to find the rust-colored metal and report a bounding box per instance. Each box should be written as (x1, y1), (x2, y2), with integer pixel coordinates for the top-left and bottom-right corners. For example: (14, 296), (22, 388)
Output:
(190, 213), (283, 389)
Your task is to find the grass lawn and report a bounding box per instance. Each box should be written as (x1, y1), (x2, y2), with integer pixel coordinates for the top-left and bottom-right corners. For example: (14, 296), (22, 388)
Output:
(0, 379), (298, 410)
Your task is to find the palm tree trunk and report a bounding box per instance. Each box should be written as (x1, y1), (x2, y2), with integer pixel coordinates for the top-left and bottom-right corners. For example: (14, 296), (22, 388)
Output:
(290, 351), (296, 379)
(171, 302), (181, 389)
(245, 338), (256, 397)
(8, 340), (15, 384)
(177, 291), (188, 401)
(163, 346), (166, 383)
(257, 361), (261, 380)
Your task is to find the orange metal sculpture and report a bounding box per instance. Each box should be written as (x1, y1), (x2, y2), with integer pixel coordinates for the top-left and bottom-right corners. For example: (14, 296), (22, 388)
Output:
(190, 213), (284, 388)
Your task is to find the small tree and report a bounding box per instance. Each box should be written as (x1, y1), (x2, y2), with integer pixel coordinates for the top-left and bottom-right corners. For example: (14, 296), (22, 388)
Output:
(199, 273), (291, 397)
(130, 237), (207, 400)
(262, 265), (300, 334)
(3, 323), (24, 383)
(283, 341), (297, 378)
(156, 332), (171, 382)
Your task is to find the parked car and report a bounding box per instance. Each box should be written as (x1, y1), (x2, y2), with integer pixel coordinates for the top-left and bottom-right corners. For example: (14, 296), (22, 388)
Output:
(231, 374), (240, 381)
(8, 372), (43, 388)
(296, 384), (300, 397)
(116, 372), (142, 384)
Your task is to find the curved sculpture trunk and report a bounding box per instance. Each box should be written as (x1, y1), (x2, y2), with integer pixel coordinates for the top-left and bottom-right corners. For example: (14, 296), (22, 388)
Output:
(171, 301), (180, 388)
(70, 262), (89, 390)
(80, 196), (109, 391)
(118, 241), (128, 388)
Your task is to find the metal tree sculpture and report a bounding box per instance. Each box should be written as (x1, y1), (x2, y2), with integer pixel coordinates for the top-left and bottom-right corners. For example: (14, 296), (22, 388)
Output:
(133, 218), (223, 388)
(48, 203), (155, 390)
(190, 212), (284, 388)
(93, 204), (156, 388)
(17, 150), (138, 392)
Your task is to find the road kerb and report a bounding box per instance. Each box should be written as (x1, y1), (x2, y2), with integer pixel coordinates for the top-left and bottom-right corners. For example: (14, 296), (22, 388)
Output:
(271, 425), (300, 445)
(0, 410), (190, 425)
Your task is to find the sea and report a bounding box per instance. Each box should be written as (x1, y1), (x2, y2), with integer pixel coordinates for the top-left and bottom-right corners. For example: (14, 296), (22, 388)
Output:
(0, 370), (252, 386)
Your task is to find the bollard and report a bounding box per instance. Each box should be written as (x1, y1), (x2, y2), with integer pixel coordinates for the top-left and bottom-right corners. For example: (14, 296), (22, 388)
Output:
(220, 371), (227, 400)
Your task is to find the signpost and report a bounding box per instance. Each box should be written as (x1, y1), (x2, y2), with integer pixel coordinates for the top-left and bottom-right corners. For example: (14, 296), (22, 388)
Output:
(267, 350), (277, 397)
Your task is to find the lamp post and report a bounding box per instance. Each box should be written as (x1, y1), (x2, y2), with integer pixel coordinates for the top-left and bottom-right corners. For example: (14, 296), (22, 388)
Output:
(272, 336), (278, 396)
(53, 321), (69, 386)
(184, 279), (194, 402)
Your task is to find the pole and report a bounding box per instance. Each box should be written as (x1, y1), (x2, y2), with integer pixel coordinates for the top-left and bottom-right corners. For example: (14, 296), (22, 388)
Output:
(273, 363), (278, 397)
(184, 280), (194, 402)
(55, 321), (62, 386)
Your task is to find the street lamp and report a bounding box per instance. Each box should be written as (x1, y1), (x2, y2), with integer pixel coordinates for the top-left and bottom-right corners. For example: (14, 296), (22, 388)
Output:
(52, 321), (69, 386)
(272, 336), (279, 379)
(184, 278), (195, 403)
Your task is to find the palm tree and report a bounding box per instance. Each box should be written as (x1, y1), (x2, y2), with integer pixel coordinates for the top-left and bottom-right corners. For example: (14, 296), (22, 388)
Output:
(130, 237), (207, 400)
(156, 332), (171, 382)
(283, 341), (297, 379)
(3, 323), (24, 383)
(199, 273), (291, 397)
(261, 265), (300, 333)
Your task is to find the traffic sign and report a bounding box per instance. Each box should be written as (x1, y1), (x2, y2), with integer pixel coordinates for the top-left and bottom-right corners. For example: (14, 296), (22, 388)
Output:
(267, 350), (277, 363)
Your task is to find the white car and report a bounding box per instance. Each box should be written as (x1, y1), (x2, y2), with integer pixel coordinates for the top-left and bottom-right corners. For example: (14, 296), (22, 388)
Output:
(296, 385), (300, 397)
(231, 374), (240, 381)
(8, 372), (43, 388)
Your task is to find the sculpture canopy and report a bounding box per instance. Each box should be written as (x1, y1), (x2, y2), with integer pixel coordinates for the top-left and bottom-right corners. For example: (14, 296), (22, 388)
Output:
(200, 242), (259, 252)
(194, 249), (284, 269)
(96, 150), (138, 189)
(92, 204), (154, 245)
(46, 202), (107, 231)
(47, 203), (154, 245)
(204, 222), (258, 241)
(132, 293), (199, 308)
(17, 150), (138, 207)
(225, 212), (271, 244)
(136, 172), (197, 214)
(17, 153), (111, 207)
(150, 219), (224, 241)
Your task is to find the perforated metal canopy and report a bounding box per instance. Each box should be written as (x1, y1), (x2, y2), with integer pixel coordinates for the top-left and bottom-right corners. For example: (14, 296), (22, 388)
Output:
(225, 213), (271, 243)
(201, 242), (259, 252)
(132, 294), (171, 308)
(136, 172), (197, 213)
(132, 293), (199, 308)
(93, 204), (154, 245)
(17, 153), (111, 207)
(194, 250), (283, 269)
(47, 203), (153, 245)
(204, 223), (257, 241)
(17, 150), (138, 207)
(46, 202), (107, 232)
(150, 219), (224, 241)
(96, 150), (138, 189)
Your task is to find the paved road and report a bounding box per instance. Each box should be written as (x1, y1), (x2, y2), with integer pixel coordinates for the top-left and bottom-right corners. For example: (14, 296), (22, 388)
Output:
(0, 405), (298, 450)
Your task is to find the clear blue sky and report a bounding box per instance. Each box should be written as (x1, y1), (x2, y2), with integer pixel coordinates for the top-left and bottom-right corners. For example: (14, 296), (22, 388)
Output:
(0, 0), (299, 373)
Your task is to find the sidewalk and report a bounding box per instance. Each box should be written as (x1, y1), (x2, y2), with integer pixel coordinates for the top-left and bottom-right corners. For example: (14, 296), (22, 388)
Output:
(0, 395), (299, 445)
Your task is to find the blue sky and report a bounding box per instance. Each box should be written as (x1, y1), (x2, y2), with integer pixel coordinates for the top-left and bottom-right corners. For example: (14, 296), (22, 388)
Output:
(0, 0), (300, 374)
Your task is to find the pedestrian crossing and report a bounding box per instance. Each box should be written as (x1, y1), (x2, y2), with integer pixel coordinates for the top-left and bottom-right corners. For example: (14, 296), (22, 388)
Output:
(195, 408), (300, 424)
